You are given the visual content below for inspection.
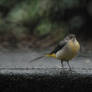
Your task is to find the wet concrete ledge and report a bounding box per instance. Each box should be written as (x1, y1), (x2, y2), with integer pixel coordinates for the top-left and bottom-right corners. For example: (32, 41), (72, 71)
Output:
(0, 68), (92, 92)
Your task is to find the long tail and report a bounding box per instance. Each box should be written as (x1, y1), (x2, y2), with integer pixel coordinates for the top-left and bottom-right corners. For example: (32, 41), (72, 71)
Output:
(30, 55), (45, 62)
(30, 53), (56, 62)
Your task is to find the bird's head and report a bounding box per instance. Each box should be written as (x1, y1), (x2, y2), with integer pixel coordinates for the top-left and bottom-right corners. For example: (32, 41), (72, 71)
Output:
(65, 34), (76, 42)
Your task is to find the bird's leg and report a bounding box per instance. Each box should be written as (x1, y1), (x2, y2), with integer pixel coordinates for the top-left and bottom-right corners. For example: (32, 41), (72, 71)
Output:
(66, 61), (72, 71)
(61, 60), (64, 71)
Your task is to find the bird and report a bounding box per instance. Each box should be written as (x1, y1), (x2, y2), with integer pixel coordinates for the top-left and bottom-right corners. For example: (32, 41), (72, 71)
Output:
(30, 34), (80, 70)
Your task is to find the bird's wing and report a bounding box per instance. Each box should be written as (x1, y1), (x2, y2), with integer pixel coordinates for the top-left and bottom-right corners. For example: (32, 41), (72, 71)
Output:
(50, 41), (67, 54)
(30, 41), (67, 62)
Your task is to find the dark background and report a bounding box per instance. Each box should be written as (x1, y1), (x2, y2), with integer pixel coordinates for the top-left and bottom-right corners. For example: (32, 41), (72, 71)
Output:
(0, 0), (92, 51)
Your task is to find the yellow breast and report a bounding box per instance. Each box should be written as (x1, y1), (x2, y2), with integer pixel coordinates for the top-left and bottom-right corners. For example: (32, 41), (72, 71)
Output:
(56, 39), (80, 61)
(65, 39), (80, 60)
(68, 40), (80, 54)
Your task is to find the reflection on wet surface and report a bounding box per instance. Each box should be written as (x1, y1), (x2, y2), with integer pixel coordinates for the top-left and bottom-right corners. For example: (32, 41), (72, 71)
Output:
(0, 49), (92, 74)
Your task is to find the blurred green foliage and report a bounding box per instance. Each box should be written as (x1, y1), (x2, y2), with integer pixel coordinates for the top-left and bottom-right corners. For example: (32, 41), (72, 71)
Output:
(35, 19), (52, 37)
(0, 0), (86, 48)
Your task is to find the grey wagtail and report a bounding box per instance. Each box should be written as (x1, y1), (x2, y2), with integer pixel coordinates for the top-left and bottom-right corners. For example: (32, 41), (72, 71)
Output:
(30, 34), (80, 70)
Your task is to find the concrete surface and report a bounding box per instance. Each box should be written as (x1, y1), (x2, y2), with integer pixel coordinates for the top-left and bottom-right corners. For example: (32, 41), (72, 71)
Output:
(0, 49), (92, 92)
(0, 49), (92, 73)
